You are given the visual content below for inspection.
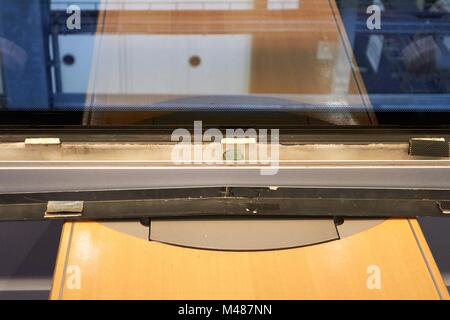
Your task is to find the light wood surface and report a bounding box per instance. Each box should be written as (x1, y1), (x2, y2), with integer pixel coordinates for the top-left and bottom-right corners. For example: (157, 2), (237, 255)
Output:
(50, 219), (448, 299)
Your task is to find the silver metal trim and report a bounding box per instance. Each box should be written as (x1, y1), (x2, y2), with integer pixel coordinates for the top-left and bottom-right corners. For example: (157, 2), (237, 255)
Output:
(1, 163), (450, 193)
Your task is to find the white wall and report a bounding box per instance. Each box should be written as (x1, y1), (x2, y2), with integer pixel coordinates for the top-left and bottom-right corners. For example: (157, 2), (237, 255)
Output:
(51, 0), (254, 11)
(59, 34), (252, 95)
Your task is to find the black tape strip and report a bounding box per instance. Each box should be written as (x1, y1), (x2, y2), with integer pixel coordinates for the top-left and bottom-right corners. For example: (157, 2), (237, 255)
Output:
(409, 138), (449, 157)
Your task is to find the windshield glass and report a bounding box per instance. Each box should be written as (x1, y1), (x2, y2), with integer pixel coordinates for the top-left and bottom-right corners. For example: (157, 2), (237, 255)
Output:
(0, 0), (449, 126)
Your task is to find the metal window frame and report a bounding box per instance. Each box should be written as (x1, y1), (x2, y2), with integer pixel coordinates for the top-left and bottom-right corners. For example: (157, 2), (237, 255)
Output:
(0, 126), (450, 220)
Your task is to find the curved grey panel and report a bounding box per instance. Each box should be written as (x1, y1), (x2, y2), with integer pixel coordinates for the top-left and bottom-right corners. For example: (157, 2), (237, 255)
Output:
(149, 218), (339, 251)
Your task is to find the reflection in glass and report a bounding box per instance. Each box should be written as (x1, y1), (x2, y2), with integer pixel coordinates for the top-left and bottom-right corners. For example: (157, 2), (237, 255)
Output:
(0, 0), (449, 126)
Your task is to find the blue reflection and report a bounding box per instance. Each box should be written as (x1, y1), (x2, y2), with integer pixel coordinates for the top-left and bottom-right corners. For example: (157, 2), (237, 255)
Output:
(0, 0), (52, 110)
(338, 0), (450, 111)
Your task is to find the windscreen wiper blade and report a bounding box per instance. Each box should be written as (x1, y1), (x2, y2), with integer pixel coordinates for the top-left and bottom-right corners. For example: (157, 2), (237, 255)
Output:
(0, 187), (448, 221)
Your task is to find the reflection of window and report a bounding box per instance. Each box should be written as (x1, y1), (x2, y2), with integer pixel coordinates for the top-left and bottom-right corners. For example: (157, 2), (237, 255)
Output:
(51, 0), (254, 11)
(52, 0), (98, 10)
(267, 0), (299, 10)
(0, 56), (3, 95)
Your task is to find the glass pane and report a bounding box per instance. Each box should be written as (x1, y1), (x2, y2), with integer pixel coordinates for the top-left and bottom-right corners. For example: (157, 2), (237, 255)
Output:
(0, 0), (449, 126)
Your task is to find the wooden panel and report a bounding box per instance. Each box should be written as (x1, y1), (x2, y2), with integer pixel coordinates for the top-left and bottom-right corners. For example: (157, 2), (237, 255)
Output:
(50, 219), (448, 299)
(98, 2), (339, 35)
(250, 32), (340, 94)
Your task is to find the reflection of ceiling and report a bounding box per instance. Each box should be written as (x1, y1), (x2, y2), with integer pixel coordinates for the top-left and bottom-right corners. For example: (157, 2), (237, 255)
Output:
(51, 0), (299, 11)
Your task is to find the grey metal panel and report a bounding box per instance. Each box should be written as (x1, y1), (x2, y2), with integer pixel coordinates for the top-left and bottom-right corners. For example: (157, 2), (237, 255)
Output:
(1, 165), (450, 193)
(0, 220), (61, 299)
(100, 218), (386, 250)
(419, 217), (450, 287)
(150, 218), (338, 251)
